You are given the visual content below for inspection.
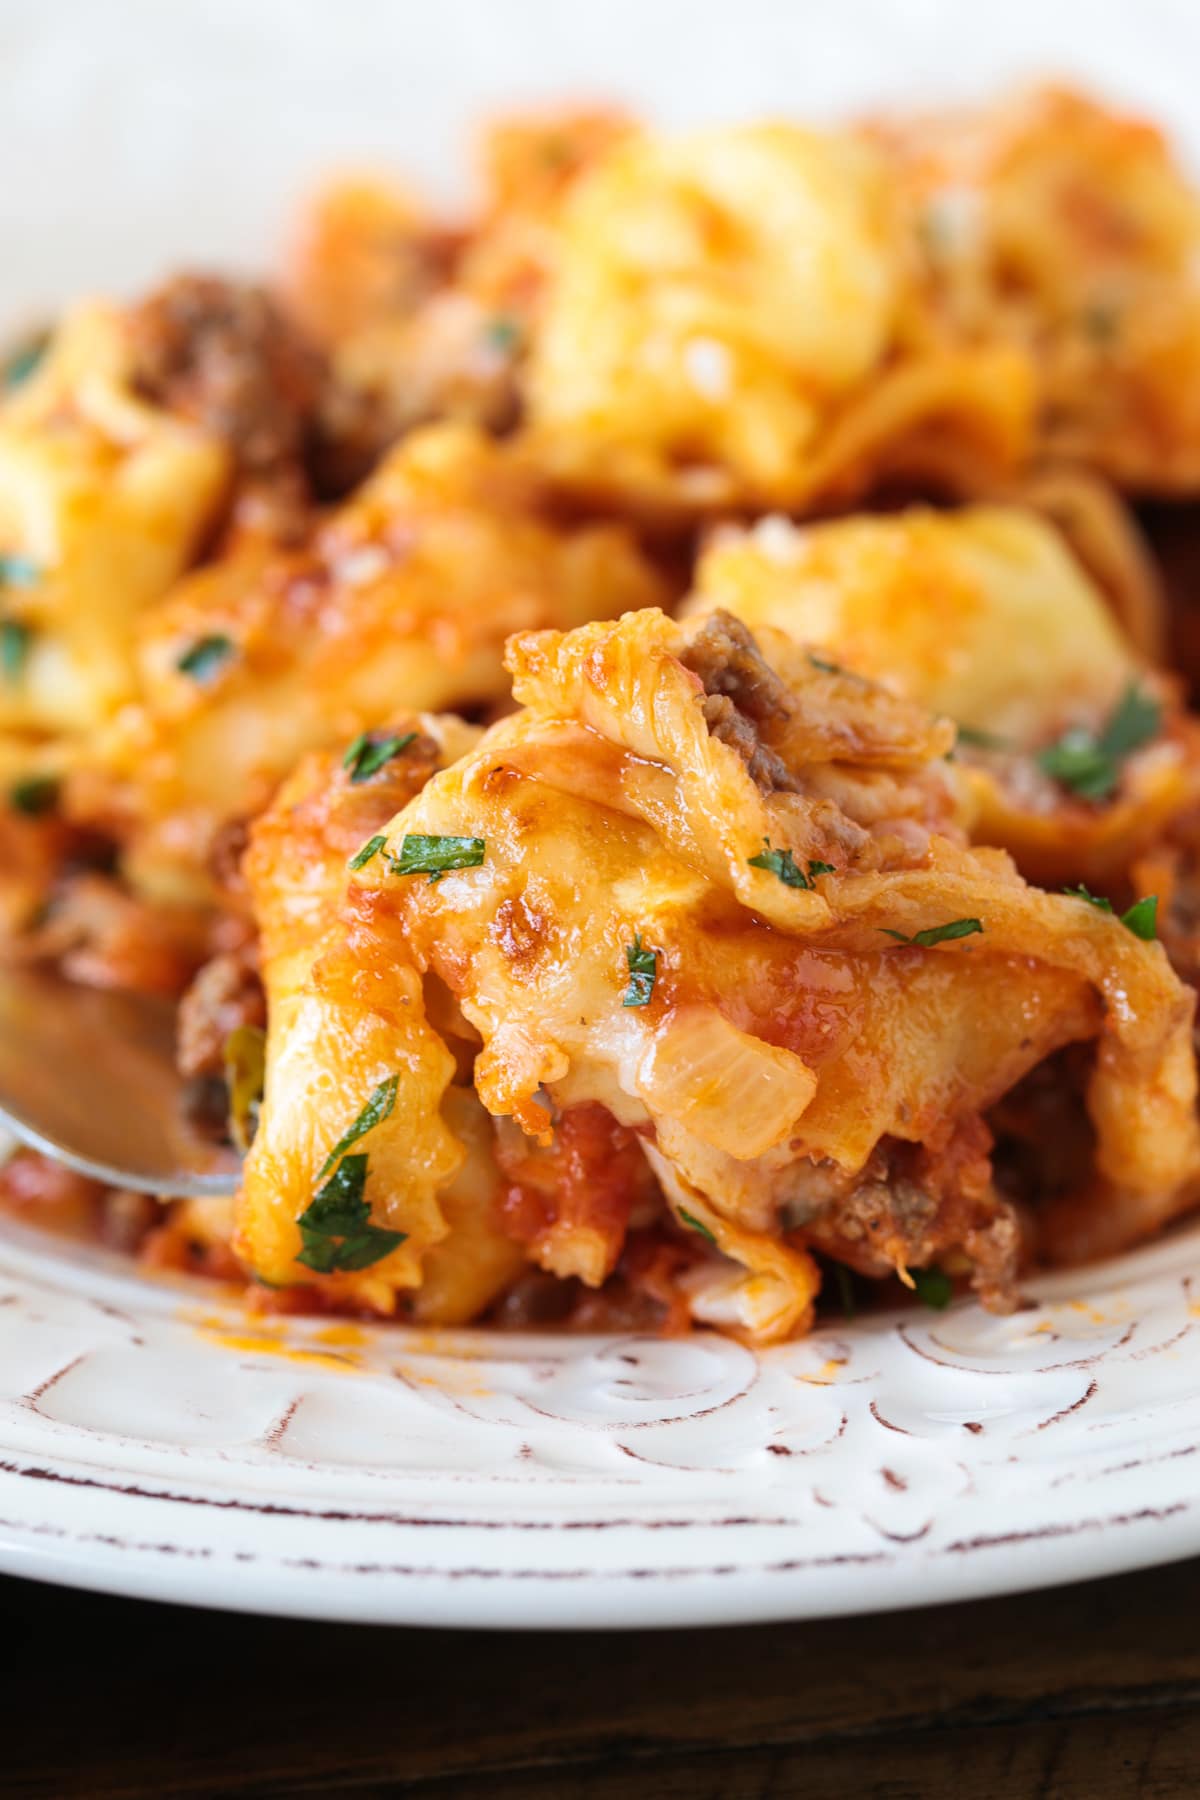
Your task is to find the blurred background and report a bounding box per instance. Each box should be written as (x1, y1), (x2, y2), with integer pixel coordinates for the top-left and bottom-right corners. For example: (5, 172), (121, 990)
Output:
(3, 0), (1199, 314)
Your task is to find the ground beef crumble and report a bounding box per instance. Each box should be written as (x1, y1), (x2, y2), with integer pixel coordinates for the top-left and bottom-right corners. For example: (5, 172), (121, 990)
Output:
(679, 610), (804, 793)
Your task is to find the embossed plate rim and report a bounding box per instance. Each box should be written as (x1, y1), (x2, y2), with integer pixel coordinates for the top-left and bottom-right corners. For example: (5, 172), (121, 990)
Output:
(3, 1216), (1200, 1626)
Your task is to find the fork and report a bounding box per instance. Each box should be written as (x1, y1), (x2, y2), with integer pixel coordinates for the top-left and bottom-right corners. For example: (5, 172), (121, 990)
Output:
(0, 962), (240, 1197)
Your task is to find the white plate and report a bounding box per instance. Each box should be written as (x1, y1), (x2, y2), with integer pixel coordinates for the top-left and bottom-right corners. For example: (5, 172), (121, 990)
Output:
(3, 1217), (1200, 1626)
(5, 0), (1200, 1626)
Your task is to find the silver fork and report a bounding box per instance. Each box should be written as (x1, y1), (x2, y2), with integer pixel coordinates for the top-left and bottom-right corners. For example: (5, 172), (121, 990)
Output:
(0, 962), (240, 1197)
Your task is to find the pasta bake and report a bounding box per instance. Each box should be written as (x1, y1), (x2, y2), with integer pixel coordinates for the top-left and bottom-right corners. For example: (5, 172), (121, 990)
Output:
(6, 84), (1200, 1344)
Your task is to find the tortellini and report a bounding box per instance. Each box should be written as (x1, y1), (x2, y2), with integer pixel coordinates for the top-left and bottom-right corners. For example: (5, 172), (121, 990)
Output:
(239, 608), (1200, 1339)
(525, 121), (1033, 514)
(88, 421), (669, 903)
(0, 303), (229, 736)
(687, 506), (1200, 885)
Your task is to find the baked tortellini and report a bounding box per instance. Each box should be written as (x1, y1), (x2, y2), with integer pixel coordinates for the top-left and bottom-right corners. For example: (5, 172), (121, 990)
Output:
(688, 507), (1200, 887)
(524, 121), (1034, 516)
(238, 609), (1200, 1339)
(0, 302), (230, 738)
(873, 84), (1200, 492)
(239, 709), (526, 1319)
(87, 421), (668, 903)
(9, 83), (1200, 1344)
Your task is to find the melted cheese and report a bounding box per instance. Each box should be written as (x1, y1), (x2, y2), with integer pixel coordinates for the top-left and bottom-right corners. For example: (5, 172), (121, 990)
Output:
(688, 506), (1200, 885)
(240, 608), (1200, 1340)
(871, 84), (1200, 490)
(98, 421), (668, 903)
(526, 121), (1033, 514)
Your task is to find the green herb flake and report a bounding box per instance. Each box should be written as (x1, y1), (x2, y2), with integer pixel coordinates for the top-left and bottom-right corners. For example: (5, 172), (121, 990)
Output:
(880, 917), (983, 949)
(295, 1152), (406, 1274)
(0, 554), (40, 589)
(748, 838), (835, 890)
(348, 833), (388, 872)
(623, 932), (658, 1008)
(484, 314), (520, 353)
(678, 1206), (717, 1245)
(176, 633), (234, 682)
(749, 839), (808, 888)
(0, 619), (31, 682)
(390, 833), (485, 882)
(1037, 684), (1161, 802)
(223, 1023), (266, 1154)
(835, 1263), (857, 1321)
(808, 653), (844, 676)
(8, 774), (58, 817)
(317, 1073), (400, 1180)
(1, 333), (48, 389)
(1063, 883), (1159, 940)
(1063, 883), (1114, 914)
(1120, 894), (1159, 941)
(1102, 684), (1162, 758)
(910, 1265), (954, 1310)
(342, 730), (416, 785)
(1036, 732), (1114, 799)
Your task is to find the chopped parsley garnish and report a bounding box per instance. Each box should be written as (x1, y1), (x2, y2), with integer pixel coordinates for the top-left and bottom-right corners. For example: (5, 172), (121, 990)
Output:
(622, 933), (658, 1008)
(808, 653), (844, 675)
(748, 838), (835, 890)
(342, 730), (416, 785)
(0, 554), (40, 588)
(1104, 686), (1164, 757)
(484, 314), (520, 353)
(0, 619), (31, 681)
(881, 917), (984, 949)
(348, 833), (388, 872)
(1, 333), (47, 389)
(176, 634), (234, 682)
(9, 774), (58, 816)
(1063, 884), (1159, 940)
(1037, 684), (1161, 802)
(317, 1073), (400, 1179)
(678, 1206), (716, 1245)
(1120, 895), (1159, 941)
(0, 555), (38, 683)
(1063, 882), (1112, 914)
(293, 1076), (406, 1274)
(390, 833), (485, 882)
(835, 1264), (858, 1320)
(910, 1266), (953, 1310)
(223, 1024), (266, 1154)
(295, 1152), (406, 1274)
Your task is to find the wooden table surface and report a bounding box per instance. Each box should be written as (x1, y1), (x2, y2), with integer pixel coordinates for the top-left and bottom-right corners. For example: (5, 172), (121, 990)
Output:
(5, 1557), (1200, 1798)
